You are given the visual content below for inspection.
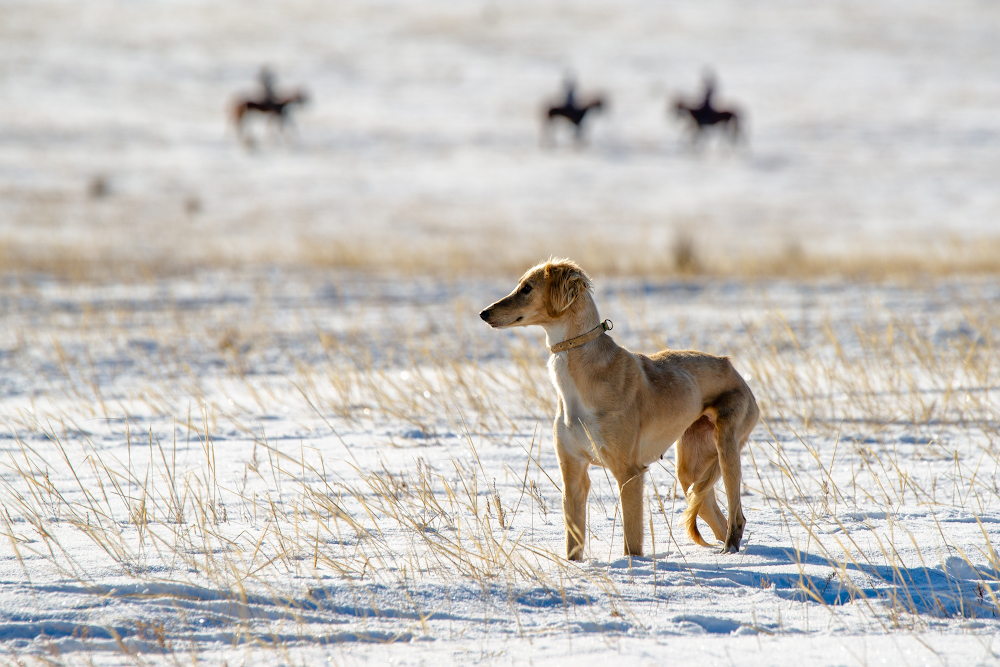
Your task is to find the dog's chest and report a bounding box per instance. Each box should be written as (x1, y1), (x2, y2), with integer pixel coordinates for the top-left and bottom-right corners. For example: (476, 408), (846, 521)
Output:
(548, 354), (595, 427)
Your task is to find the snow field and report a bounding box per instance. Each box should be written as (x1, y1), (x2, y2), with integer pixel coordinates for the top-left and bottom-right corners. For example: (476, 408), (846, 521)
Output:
(0, 271), (999, 664)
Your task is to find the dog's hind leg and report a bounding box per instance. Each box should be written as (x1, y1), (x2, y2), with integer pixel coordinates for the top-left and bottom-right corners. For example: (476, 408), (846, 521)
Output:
(558, 452), (591, 561)
(698, 487), (728, 542)
(616, 466), (645, 557)
(712, 389), (757, 553)
(678, 415), (725, 546)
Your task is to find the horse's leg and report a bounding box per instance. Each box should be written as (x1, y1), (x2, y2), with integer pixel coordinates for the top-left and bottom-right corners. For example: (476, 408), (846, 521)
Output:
(540, 118), (556, 149)
(264, 110), (285, 144)
(684, 124), (703, 151)
(233, 107), (251, 148)
(730, 117), (744, 145)
(282, 110), (302, 145)
(238, 114), (257, 150)
(276, 110), (291, 144)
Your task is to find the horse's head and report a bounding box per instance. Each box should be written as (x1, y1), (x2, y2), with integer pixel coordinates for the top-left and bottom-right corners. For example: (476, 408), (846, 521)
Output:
(286, 89), (310, 106)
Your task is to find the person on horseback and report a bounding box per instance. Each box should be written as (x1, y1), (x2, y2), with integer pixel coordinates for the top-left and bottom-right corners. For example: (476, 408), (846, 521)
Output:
(232, 67), (309, 146)
(562, 75), (577, 110)
(259, 67), (278, 105)
(671, 69), (742, 145)
(698, 70), (717, 113)
(543, 75), (605, 146)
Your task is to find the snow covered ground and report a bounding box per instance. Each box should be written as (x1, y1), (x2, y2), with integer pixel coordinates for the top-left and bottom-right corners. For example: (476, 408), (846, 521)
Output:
(1, 271), (999, 665)
(1, 0), (999, 270)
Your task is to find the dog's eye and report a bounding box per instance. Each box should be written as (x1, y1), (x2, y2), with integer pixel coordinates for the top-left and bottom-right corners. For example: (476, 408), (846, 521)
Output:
(520, 284), (533, 295)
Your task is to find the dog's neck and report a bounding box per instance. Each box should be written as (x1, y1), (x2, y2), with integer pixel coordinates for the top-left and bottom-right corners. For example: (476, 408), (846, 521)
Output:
(541, 292), (601, 351)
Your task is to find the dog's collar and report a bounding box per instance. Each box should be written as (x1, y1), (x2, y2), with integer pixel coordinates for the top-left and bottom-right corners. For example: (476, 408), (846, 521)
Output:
(549, 320), (613, 354)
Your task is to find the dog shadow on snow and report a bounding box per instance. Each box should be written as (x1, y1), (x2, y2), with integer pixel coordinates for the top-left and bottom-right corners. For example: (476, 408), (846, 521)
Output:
(600, 544), (1000, 619)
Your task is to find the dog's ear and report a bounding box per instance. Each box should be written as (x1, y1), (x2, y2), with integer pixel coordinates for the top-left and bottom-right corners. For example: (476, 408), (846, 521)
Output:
(545, 263), (590, 317)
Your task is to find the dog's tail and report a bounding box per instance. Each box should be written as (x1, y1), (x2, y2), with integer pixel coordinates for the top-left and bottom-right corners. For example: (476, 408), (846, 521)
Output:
(682, 457), (721, 547)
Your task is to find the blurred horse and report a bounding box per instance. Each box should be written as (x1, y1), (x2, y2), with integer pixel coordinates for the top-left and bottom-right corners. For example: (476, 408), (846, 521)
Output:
(544, 98), (606, 145)
(673, 99), (741, 143)
(672, 71), (742, 144)
(232, 90), (309, 146)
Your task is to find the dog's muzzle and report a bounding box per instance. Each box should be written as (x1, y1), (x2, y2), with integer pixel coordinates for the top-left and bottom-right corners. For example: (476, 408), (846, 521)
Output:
(479, 307), (522, 327)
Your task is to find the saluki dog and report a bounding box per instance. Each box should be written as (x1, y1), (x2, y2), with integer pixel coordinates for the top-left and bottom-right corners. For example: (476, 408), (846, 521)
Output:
(480, 259), (758, 561)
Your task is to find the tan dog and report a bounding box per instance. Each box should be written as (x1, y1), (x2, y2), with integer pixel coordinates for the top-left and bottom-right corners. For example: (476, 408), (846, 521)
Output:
(479, 259), (758, 561)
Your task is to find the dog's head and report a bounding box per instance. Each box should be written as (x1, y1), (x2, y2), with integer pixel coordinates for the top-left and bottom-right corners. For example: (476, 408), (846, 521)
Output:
(479, 259), (591, 328)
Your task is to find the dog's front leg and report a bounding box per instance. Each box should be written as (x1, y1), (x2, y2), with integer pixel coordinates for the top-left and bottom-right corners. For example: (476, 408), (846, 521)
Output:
(556, 444), (590, 561)
(616, 467), (645, 557)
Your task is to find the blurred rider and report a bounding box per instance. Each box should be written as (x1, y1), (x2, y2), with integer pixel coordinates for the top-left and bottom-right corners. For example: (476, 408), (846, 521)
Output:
(563, 75), (577, 109)
(259, 67), (278, 104)
(698, 71), (717, 112)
